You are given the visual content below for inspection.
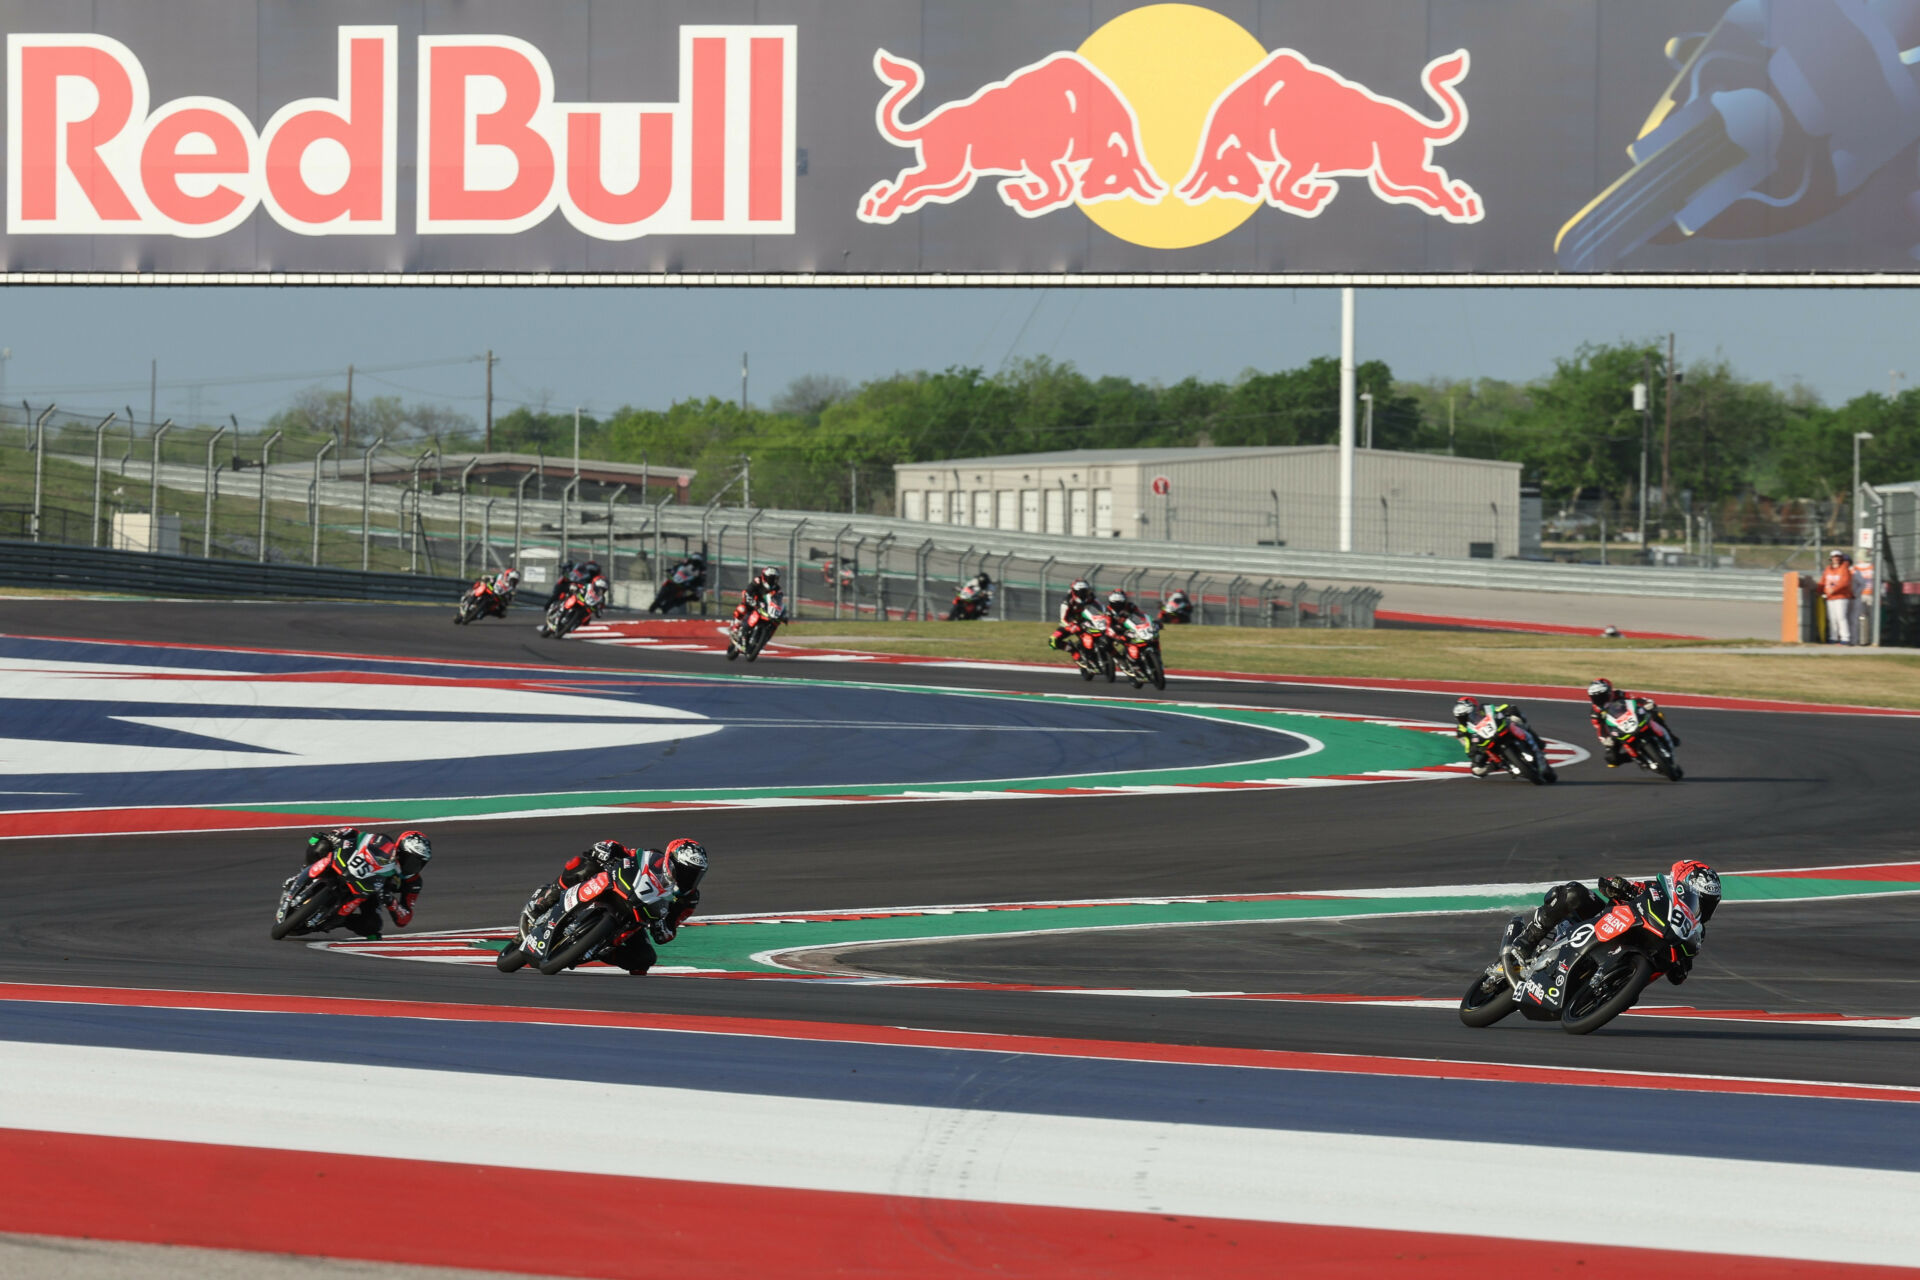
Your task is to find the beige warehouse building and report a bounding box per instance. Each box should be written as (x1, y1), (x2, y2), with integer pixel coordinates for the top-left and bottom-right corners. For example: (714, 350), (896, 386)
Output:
(895, 446), (1529, 558)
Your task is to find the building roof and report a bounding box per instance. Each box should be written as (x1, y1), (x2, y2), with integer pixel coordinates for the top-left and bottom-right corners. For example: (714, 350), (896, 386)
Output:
(893, 445), (1519, 471)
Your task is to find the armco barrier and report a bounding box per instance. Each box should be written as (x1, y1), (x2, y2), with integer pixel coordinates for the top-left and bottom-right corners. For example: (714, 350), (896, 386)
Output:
(0, 539), (473, 603)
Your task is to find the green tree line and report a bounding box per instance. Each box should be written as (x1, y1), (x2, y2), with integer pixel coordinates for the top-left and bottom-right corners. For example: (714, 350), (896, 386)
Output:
(264, 341), (1920, 520)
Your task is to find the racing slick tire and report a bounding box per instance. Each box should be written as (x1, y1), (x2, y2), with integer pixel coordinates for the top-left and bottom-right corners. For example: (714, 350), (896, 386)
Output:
(1458, 972), (1520, 1028)
(271, 881), (342, 940)
(495, 941), (531, 973)
(1561, 951), (1655, 1035)
(537, 912), (624, 975)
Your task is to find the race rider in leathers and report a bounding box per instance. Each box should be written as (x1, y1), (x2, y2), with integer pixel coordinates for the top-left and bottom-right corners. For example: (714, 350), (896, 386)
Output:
(477, 568), (519, 618)
(733, 566), (783, 627)
(546, 560), (604, 609)
(525, 838), (709, 974)
(1157, 590), (1193, 625)
(1586, 678), (1681, 766)
(292, 827), (433, 938)
(649, 553), (707, 613)
(1452, 696), (1546, 778)
(1048, 580), (1102, 651)
(1105, 589), (1146, 631)
(1508, 861), (1721, 985)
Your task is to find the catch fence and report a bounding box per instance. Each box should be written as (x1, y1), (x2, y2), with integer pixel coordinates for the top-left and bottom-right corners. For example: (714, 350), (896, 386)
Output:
(4, 406), (1786, 621)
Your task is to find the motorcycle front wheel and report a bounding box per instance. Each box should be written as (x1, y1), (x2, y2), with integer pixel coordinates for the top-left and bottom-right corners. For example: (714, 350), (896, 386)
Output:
(495, 941), (531, 973)
(1144, 648), (1166, 691)
(1561, 952), (1654, 1035)
(1502, 743), (1544, 785)
(537, 912), (624, 975)
(271, 881), (342, 940)
(1458, 971), (1519, 1028)
(1649, 738), (1681, 781)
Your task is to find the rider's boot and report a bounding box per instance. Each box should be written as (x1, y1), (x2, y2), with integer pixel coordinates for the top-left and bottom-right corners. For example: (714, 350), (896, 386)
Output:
(1605, 742), (1625, 767)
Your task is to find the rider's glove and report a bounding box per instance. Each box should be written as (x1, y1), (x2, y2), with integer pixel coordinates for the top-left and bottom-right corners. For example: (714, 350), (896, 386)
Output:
(1598, 875), (1634, 902)
(389, 892), (417, 928)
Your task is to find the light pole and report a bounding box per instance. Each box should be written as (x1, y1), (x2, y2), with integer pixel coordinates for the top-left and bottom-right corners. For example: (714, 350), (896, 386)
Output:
(90, 413), (118, 547)
(256, 430), (282, 562)
(1853, 431), (1874, 549)
(1359, 390), (1374, 449)
(1338, 288), (1355, 552)
(149, 419), (175, 537)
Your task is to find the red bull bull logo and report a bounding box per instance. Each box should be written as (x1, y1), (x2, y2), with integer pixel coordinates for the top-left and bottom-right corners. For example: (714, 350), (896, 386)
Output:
(1178, 49), (1480, 223)
(859, 51), (1163, 223)
(858, 4), (1484, 247)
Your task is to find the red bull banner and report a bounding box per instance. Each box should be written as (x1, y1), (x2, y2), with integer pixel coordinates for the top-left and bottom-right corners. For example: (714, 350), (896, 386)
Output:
(2, 0), (1918, 280)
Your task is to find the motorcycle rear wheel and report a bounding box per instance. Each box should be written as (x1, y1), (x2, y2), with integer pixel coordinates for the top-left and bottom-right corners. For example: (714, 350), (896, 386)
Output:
(1561, 952), (1654, 1035)
(537, 912), (624, 975)
(1458, 972), (1519, 1028)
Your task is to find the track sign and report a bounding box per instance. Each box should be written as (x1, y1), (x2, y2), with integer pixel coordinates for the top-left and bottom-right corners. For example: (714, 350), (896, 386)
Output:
(1150, 476), (1171, 497)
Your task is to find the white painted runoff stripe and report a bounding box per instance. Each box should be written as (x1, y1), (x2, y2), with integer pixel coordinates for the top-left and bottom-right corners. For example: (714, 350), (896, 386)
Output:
(5, 1042), (1916, 1267)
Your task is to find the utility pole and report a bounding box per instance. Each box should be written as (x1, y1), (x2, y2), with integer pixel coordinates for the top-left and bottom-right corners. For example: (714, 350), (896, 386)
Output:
(484, 349), (496, 452)
(573, 406), (581, 480)
(1662, 333), (1675, 524)
(1634, 365), (1651, 548)
(0, 348), (11, 400)
(343, 364), (355, 453)
(740, 352), (749, 410)
(149, 358), (157, 433)
(850, 463), (858, 516)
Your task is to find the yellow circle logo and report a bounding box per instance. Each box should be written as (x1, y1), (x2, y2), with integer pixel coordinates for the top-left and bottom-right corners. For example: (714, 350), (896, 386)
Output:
(1076, 5), (1266, 249)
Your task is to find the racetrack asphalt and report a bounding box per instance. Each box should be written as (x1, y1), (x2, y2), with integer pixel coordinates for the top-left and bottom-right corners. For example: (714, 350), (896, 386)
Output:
(3, 600), (1916, 1087)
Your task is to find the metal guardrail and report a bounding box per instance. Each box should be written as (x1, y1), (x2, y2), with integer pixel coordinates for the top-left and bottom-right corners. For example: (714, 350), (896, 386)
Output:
(0, 538), (473, 603)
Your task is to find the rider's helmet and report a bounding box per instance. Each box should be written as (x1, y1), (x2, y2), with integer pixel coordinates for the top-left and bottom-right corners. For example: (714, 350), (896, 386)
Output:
(591, 574), (609, 594)
(1069, 579), (1092, 600)
(689, 551), (706, 566)
(395, 830), (432, 864)
(759, 566), (781, 589)
(665, 838), (709, 893)
(1586, 678), (1616, 708)
(504, 569), (521, 588)
(1452, 696), (1482, 722)
(1670, 859), (1722, 922)
(1107, 590), (1131, 610)
(975, 572), (992, 588)
(1169, 590), (1188, 605)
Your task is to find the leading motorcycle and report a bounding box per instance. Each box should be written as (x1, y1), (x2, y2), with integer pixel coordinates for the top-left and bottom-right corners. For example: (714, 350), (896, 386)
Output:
(271, 834), (401, 939)
(1115, 613), (1167, 690)
(1463, 704), (1557, 784)
(1070, 611), (1117, 683)
(1459, 872), (1708, 1034)
(726, 592), (784, 661)
(1600, 697), (1682, 781)
(497, 863), (654, 975)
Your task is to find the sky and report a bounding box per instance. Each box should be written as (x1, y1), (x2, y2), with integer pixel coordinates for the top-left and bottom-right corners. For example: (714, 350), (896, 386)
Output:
(1, 286), (1915, 433)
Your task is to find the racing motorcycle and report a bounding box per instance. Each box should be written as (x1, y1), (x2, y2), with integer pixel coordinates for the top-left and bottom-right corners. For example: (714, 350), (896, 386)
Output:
(271, 833), (401, 939)
(725, 592), (784, 661)
(1600, 697), (1682, 781)
(648, 564), (704, 614)
(455, 578), (507, 625)
(1459, 872), (1708, 1035)
(1464, 705), (1557, 784)
(539, 581), (598, 638)
(1115, 613), (1167, 690)
(1070, 611), (1117, 682)
(945, 580), (992, 620)
(497, 863), (660, 975)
